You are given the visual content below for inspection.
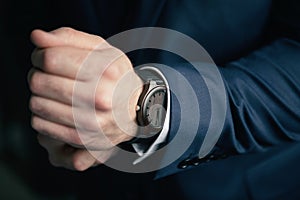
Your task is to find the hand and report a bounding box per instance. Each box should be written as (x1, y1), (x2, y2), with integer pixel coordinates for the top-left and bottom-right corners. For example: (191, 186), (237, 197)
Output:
(28, 27), (143, 170)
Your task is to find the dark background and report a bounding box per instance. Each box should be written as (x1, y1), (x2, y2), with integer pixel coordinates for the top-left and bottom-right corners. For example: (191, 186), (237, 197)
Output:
(0, 0), (79, 199)
(0, 1), (152, 199)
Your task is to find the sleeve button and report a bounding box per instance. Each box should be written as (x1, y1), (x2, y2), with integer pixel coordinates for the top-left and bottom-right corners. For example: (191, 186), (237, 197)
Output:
(178, 159), (191, 169)
(192, 160), (200, 166)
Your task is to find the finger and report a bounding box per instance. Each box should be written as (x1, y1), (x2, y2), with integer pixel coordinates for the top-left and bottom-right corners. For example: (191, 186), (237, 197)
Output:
(37, 134), (75, 168)
(31, 46), (119, 81)
(37, 133), (65, 149)
(31, 115), (114, 150)
(28, 69), (75, 105)
(38, 134), (96, 171)
(32, 115), (83, 147)
(30, 96), (74, 128)
(70, 149), (98, 171)
(28, 69), (100, 108)
(30, 27), (106, 50)
(30, 96), (100, 131)
(31, 46), (91, 80)
(49, 147), (97, 171)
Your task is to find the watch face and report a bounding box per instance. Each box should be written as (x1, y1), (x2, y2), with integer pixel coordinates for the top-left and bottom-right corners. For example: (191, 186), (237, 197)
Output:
(144, 86), (167, 129)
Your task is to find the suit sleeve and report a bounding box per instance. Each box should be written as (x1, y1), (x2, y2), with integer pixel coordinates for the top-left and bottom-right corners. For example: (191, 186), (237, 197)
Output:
(154, 1), (300, 179)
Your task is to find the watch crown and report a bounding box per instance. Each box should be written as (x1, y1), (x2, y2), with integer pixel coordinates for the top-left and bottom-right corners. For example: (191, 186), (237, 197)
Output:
(136, 105), (141, 111)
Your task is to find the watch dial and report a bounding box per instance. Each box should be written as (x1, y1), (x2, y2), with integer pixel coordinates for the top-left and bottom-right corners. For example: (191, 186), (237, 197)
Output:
(145, 88), (166, 128)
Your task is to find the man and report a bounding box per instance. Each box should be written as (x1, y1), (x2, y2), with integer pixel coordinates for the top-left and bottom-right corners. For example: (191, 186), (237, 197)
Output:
(28, 0), (300, 199)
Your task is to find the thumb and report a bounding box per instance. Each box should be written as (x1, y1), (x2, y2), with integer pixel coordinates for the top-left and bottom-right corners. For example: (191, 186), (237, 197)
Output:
(30, 27), (105, 49)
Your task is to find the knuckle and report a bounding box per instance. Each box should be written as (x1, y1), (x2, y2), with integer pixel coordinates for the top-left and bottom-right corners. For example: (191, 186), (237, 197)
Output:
(97, 116), (110, 132)
(95, 91), (112, 110)
(29, 97), (49, 118)
(59, 27), (76, 43)
(29, 71), (42, 94)
(61, 27), (75, 35)
(31, 115), (42, 132)
(104, 65), (122, 80)
(43, 48), (58, 71)
(27, 68), (35, 85)
(29, 96), (40, 113)
(72, 154), (87, 171)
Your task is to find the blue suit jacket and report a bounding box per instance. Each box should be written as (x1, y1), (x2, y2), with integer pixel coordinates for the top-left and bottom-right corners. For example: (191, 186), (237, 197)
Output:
(35, 0), (300, 198)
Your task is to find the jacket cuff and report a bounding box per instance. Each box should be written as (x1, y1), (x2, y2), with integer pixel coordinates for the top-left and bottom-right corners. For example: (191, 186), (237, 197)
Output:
(152, 63), (227, 179)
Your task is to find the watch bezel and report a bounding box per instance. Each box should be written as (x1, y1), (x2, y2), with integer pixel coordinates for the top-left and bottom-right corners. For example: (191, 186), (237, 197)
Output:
(136, 80), (167, 131)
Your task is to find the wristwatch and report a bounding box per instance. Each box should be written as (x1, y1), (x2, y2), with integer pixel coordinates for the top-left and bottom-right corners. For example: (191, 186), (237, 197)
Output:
(135, 68), (167, 136)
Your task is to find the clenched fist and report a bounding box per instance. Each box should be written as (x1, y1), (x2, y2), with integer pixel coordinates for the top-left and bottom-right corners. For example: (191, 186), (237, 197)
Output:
(28, 27), (143, 171)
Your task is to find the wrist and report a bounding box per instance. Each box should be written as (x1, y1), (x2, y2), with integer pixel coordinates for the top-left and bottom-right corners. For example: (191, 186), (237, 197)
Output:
(124, 73), (144, 141)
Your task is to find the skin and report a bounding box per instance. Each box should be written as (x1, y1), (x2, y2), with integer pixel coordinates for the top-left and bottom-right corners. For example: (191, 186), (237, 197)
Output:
(28, 27), (143, 171)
